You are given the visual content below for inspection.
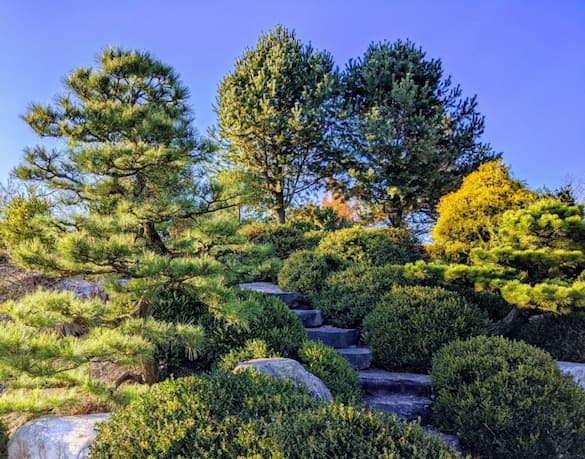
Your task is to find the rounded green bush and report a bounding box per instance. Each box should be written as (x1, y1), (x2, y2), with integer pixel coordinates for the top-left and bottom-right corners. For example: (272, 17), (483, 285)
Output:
(447, 287), (513, 321)
(297, 340), (362, 405)
(216, 339), (277, 371)
(363, 286), (492, 372)
(278, 250), (347, 298)
(432, 336), (585, 458)
(88, 370), (317, 459)
(239, 222), (310, 259)
(203, 290), (307, 365)
(276, 404), (460, 459)
(513, 313), (585, 362)
(316, 227), (422, 266)
(316, 264), (412, 328)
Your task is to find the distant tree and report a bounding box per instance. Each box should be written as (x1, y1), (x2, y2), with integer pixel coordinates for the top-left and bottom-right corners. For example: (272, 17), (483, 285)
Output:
(216, 25), (341, 224)
(9, 48), (224, 297)
(429, 160), (535, 262)
(336, 40), (498, 227)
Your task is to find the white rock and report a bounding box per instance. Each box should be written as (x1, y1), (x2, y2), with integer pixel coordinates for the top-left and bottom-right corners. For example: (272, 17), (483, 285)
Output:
(8, 413), (110, 459)
(558, 361), (585, 389)
(234, 357), (333, 401)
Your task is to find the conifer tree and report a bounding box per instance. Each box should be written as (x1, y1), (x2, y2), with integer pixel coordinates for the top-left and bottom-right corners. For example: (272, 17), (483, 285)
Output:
(216, 25), (340, 223)
(337, 40), (498, 227)
(10, 48), (222, 296)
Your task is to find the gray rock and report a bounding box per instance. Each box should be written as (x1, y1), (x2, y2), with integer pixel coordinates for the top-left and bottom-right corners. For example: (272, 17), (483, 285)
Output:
(234, 357), (333, 401)
(359, 369), (431, 396)
(364, 394), (432, 424)
(306, 325), (359, 348)
(336, 347), (372, 370)
(558, 361), (585, 389)
(59, 278), (108, 301)
(8, 413), (110, 459)
(292, 309), (323, 327)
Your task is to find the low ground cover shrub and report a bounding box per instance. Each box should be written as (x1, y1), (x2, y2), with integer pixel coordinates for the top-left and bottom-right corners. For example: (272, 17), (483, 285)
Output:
(513, 313), (585, 362)
(316, 226), (422, 266)
(297, 340), (361, 405)
(276, 404), (460, 459)
(363, 286), (491, 372)
(316, 264), (413, 328)
(278, 250), (347, 298)
(88, 370), (317, 458)
(432, 336), (585, 458)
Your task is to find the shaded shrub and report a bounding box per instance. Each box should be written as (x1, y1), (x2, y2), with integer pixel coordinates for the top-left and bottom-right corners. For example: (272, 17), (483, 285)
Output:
(278, 250), (347, 298)
(216, 339), (277, 371)
(316, 227), (422, 266)
(316, 264), (413, 328)
(88, 370), (317, 458)
(363, 286), (492, 372)
(212, 242), (283, 283)
(448, 287), (513, 321)
(0, 420), (7, 459)
(150, 286), (208, 325)
(239, 222), (310, 258)
(203, 290), (307, 365)
(276, 404), (460, 459)
(297, 340), (361, 405)
(513, 313), (585, 362)
(432, 336), (585, 459)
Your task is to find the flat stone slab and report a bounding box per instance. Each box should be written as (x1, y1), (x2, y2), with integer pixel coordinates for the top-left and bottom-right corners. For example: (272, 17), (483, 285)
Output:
(359, 369), (431, 396)
(239, 282), (309, 308)
(292, 309), (323, 328)
(365, 394), (432, 424)
(336, 347), (372, 370)
(306, 326), (359, 348)
(234, 358), (332, 401)
(8, 413), (111, 459)
(558, 361), (585, 389)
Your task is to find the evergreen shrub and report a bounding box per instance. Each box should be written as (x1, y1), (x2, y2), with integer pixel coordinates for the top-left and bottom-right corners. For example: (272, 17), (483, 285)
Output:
(432, 336), (585, 458)
(239, 222), (311, 259)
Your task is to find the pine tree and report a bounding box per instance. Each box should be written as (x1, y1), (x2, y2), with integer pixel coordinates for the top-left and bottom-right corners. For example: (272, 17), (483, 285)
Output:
(337, 40), (498, 227)
(216, 25), (340, 223)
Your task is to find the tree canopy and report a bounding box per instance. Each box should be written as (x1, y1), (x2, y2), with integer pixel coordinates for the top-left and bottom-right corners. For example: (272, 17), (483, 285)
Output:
(216, 25), (340, 223)
(335, 40), (498, 227)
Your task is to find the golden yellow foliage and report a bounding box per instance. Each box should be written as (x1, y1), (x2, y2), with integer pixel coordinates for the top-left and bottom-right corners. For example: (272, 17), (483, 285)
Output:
(430, 160), (535, 262)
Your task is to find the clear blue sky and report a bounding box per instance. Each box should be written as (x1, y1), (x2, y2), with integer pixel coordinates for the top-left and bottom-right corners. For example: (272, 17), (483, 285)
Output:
(1, 0), (583, 190)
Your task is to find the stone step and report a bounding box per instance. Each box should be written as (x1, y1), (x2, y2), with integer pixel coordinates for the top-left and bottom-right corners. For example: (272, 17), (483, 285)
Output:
(336, 346), (372, 370)
(292, 309), (323, 328)
(364, 394), (432, 424)
(239, 282), (309, 308)
(423, 427), (463, 455)
(359, 369), (431, 396)
(306, 326), (359, 348)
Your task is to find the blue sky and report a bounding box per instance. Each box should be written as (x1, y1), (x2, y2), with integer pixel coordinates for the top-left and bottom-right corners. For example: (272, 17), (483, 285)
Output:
(1, 0), (583, 190)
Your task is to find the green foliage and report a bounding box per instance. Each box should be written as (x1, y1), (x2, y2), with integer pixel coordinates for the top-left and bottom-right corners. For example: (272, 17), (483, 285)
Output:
(276, 404), (460, 459)
(513, 313), (585, 362)
(239, 222), (314, 258)
(0, 289), (204, 416)
(216, 339), (277, 371)
(288, 202), (354, 231)
(448, 287), (513, 321)
(202, 290), (307, 366)
(0, 419), (7, 459)
(88, 370), (317, 459)
(363, 286), (492, 372)
(217, 25), (340, 223)
(278, 250), (347, 298)
(335, 40), (497, 227)
(316, 264), (413, 328)
(430, 160), (535, 263)
(213, 243), (283, 284)
(432, 336), (585, 458)
(0, 192), (51, 249)
(316, 226), (421, 266)
(297, 340), (361, 405)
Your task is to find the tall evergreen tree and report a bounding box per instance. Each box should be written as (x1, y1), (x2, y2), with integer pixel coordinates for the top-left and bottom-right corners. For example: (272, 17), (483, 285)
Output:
(337, 40), (498, 227)
(216, 25), (340, 223)
(11, 48), (221, 294)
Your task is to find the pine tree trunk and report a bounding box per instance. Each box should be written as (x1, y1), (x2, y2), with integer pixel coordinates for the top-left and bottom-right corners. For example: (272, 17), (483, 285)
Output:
(142, 222), (168, 255)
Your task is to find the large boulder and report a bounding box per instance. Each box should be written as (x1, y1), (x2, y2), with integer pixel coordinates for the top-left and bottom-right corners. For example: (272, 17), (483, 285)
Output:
(558, 361), (585, 389)
(8, 413), (110, 459)
(234, 358), (333, 401)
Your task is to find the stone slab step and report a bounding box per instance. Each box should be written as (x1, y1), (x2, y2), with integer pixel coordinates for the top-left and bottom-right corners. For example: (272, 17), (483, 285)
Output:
(359, 369), (431, 396)
(292, 309), (323, 328)
(239, 282), (309, 308)
(364, 394), (432, 424)
(336, 347), (372, 370)
(423, 427), (463, 455)
(306, 326), (359, 348)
